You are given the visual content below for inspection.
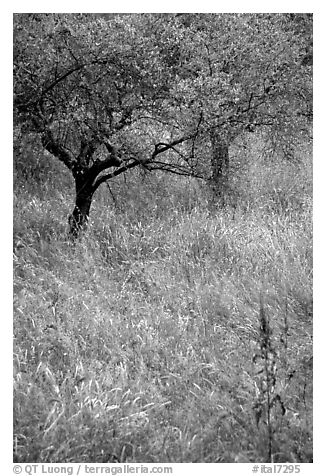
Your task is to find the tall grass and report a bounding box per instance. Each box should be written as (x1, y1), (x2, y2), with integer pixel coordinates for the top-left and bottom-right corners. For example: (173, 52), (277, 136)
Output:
(13, 141), (312, 463)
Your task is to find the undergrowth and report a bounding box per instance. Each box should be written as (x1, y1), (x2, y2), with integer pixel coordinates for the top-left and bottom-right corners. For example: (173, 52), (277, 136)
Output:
(13, 142), (313, 463)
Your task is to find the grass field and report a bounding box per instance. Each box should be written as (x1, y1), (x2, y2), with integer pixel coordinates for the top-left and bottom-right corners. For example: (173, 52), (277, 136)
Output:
(13, 140), (313, 463)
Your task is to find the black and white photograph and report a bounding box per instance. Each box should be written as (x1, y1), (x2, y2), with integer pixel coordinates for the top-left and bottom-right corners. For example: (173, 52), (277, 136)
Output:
(13, 9), (313, 467)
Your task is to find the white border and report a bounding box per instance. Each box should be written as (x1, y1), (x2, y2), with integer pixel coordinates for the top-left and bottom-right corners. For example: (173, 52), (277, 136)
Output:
(3, 3), (324, 473)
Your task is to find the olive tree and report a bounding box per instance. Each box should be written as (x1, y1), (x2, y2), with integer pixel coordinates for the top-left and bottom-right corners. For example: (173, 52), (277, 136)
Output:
(14, 14), (200, 236)
(170, 13), (312, 192)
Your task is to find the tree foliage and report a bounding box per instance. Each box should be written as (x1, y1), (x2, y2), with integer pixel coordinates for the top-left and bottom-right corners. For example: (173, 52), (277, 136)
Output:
(14, 13), (312, 235)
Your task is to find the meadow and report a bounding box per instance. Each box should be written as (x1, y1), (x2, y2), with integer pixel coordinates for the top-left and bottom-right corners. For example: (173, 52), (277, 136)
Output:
(13, 138), (313, 463)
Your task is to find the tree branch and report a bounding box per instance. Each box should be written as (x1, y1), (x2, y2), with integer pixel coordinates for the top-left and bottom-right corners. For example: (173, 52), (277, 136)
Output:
(41, 129), (75, 170)
(42, 64), (86, 97)
(92, 160), (140, 191)
(152, 134), (194, 159)
(92, 133), (197, 191)
(149, 161), (204, 179)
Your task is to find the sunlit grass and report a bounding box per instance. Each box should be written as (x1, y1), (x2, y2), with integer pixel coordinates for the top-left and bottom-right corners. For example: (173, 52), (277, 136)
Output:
(13, 147), (312, 463)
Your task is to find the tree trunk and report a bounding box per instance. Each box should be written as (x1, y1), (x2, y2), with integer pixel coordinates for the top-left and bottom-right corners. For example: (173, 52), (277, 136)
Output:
(68, 176), (95, 238)
(210, 131), (229, 198)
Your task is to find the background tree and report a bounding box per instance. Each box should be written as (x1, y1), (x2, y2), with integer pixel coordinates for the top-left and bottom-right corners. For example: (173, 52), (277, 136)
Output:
(169, 13), (312, 193)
